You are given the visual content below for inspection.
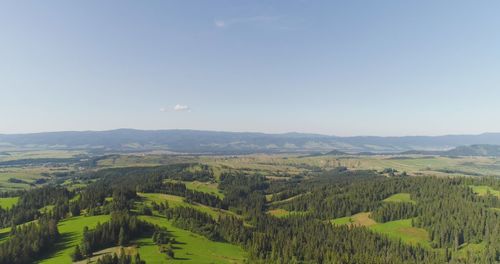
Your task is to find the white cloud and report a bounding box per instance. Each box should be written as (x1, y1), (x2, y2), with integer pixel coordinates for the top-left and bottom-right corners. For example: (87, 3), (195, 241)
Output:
(159, 104), (191, 113)
(173, 104), (191, 112)
(214, 16), (280, 29)
(214, 20), (226, 28)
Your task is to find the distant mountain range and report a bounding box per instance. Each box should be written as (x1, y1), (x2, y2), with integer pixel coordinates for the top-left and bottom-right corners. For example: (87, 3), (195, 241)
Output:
(2, 129), (500, 154)
(401, 144), (500, 157)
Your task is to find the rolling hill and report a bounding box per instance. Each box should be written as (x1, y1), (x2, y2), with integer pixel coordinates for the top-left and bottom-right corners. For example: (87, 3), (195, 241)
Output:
(2, 129), (500, 154)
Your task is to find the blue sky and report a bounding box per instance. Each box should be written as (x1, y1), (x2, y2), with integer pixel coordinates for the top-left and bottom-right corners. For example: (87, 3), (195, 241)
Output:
(1, 1), (499, 136)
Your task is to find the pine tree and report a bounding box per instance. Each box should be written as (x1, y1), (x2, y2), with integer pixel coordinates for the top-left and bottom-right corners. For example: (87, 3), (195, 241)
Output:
(71, 245), (83, 261)
(118, 226), (128, 246)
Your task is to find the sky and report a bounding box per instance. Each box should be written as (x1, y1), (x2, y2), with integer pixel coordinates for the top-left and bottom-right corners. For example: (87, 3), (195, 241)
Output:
(1, 1), (500, 136)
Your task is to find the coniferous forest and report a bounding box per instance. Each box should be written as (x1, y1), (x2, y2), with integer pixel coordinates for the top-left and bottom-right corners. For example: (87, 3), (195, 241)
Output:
(0, 155), (498, 264)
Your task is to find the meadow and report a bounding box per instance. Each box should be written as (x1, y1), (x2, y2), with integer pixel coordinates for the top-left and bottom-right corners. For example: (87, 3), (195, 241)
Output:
(137, 193), (237, 219)
(470, 185), (500, 197)
(383, 193), (416, 204)
(331, 213), (430, 248)
(37, 215), (111, 264)
(0, 197), (19, 209)
(137, 215), (246, 264)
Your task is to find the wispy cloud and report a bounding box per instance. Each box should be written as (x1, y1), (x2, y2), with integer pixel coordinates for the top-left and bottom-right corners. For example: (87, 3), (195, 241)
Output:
(214, 16), (281, 28)
(214, 20), (226, 28)
(160, 104), (191, 113)
(174, 104), (190, 112)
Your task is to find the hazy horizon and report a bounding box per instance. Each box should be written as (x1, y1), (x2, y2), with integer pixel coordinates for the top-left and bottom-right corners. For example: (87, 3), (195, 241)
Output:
(2, 1), (500, 136)
(1, 127), (500, 138)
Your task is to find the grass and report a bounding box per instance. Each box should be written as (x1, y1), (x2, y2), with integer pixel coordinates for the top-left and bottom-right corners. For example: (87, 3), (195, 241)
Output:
(369, 219), (430, 248)
(0, 197), (19, 209)
(330, 216), (354, 225)
(383, 193), (416, 204)
(0, 167), (49, 190)
(331, 213), (430, 248)
(331, 212), (376, 227)
(0, 149), (83, 191)
(456, 242), (486, 259)
(198, 154), (500, 180)
(267, 208), (308, 218)
(37, 215), (111, 264)
(470, 185), (500, 197)
(96, 155), (196, 168)
(138, 215), (246, 264)
(0, 150), (82, 162)
(137, 193), (237, 219)
(0, 226), (10, 244)
(74, 245), (139, 264)
(267, 209), (290, 217)
(184, 181), (224, 199)
(164, 180), (224, 199)
(0, 220), (38, 244)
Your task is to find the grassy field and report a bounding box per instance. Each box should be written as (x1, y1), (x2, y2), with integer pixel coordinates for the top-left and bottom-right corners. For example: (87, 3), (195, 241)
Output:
(0, 167), (53, 190)
(2, 152), (500, 193)
(331, 213), (430, 248)
(369, 219), (430, 248)
(96, 154), (196, 168)
(199, 154), (500, 179)
(0, 220), (38, 244)
(470, 185), (500, 197)
(266, 208), (308, 218)
(330, 216), (352, 225)
(267, 208), (291, 217)
(138, 215), (246, 264)
(0, 226), (10, 244)
(137, 193), (237, 219)
(37, 215), (111, 264)
(185, 181), (224, 198)
(0, 150), (83, 162)
(201, 155), (308, 179)
(383, 193), (416, 204)
(0, 196), (19, 209)
(331, 212), (376, 227)
(456, 242), (486, 258)
(164, 180), (224, 199)
(32, 212), (244, 264)
(74, 245), (139, 264)
(0, 150), (79, 191)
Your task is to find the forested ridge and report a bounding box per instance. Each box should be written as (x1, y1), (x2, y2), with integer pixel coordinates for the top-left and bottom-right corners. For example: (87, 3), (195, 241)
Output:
(0, 161), (498, 263)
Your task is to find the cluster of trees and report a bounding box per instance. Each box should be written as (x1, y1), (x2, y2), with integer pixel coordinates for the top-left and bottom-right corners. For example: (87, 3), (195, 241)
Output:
(150, 170), (444, 263)
(371, 202), (419, 222)
(95, 249), (146, 264)
(282, 170), (400, 219)
(139, 181), (225, 209)
(79, 163), (214, 211)
(73, 212), (152, 261)
(152, 230), (175, 259)
(411, 178), (500, 256)
(0, 185), (72, 228)
(275, 173), (500, 262)
(158, 205), (440, 263)
(0, 217), (59, 264)
(164, 206), (219, 240)
(246, 215), (441, 264)
(219, 173), (268, 221)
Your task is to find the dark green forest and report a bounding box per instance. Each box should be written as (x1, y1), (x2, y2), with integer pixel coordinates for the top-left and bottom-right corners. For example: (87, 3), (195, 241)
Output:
(0, 160), (498, 263)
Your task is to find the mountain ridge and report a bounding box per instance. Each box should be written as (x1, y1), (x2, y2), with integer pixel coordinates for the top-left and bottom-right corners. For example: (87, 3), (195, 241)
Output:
(2, 129), (500, 154)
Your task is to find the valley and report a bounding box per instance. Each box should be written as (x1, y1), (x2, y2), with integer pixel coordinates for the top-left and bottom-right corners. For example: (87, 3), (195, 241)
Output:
(0, 149), (497, 263)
